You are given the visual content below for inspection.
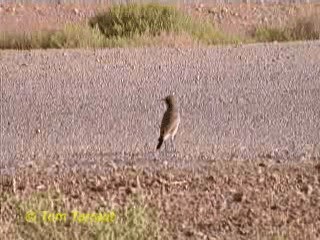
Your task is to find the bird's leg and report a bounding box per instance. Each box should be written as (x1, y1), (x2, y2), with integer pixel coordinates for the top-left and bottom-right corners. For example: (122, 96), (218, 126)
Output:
(171, 137), (176, 155)
(170, 138), (174, 153)
(164, 141), (168, 157)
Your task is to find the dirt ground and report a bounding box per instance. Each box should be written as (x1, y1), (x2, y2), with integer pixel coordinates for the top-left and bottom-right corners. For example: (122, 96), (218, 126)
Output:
(1, 159), (320, 239)
(1, 2), (320, 239)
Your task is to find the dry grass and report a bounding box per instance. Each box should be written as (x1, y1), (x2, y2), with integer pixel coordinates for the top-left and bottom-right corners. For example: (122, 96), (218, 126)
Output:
(0, 24), (105, 50)
(252, 14), (320, 42)
(0, 3), (320, 49)
(0, 4), (239, 49)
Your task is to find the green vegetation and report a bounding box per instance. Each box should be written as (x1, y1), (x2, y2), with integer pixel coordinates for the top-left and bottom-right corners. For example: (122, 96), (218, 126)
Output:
(1, 191), (162, 240)
(0, 4), (319, 49)
(0, 24), (105, 50)
(89, 3), (235, 45)
(0, 3), (236, 50)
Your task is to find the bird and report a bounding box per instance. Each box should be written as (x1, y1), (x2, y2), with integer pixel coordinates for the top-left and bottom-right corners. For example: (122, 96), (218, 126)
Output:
(156, 95), (180, 152)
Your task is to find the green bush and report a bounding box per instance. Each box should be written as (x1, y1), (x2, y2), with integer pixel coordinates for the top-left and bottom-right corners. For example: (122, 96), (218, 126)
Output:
(89, 3), (234, 45)
(89, 4), (188, 38)
(48, 24), (106, 48)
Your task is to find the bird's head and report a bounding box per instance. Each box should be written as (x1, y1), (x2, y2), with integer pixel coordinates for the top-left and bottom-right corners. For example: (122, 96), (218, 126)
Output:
(162, 95), (176, 108)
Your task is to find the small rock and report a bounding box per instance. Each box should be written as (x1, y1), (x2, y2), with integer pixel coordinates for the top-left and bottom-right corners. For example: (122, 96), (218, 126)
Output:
(301, 184), (313, 195)
(270, 204), (277, 210)
(206, 175), (215, 181)
(17, 183), (26, 191)
(233, 192), (244, 202)
(125, 186), (136, 195)
(37, 184), (46, 190)
(221, 7), (229, 14)
(265, 153), (272, 158)
(184, 229), (194, 237)
(91, 184), (104, 192)
(258, 177), (264, 183)
(73, 8), (79, 15)
(26, 161), (35, 168)
(258, 162), (266, 167)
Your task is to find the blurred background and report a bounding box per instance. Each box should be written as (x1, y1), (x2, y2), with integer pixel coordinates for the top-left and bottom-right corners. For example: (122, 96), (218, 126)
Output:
(0, 0), (319, 5)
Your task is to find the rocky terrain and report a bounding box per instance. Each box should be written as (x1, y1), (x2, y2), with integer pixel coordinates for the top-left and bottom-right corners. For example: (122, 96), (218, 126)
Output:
(1, 2), (320, 239)
(1, 42), (320, 169)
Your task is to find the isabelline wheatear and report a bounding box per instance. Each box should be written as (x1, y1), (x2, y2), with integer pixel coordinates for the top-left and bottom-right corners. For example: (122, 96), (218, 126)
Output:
(156, 95), (180, 152)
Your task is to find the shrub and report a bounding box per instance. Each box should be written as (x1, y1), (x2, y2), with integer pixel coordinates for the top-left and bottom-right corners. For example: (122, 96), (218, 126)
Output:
(0, 4), (238, 49)
(89, 3), (234, 45)
(0, 24), (105, 50)
(291, 14), (320, 40)
(253, 27), (292, 42)
(252, 14), (320, 42)
(89, 4), (188, 38)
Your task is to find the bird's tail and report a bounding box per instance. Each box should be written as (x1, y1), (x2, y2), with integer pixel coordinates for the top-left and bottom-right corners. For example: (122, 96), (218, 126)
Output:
(156, 136), (163, 150)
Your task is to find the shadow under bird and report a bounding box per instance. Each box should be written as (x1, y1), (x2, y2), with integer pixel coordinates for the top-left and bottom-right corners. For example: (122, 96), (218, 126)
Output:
(156, 95), (180, 152)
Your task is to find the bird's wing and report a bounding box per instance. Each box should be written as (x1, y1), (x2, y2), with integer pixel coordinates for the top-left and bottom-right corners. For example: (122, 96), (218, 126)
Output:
(160, 111), (180, 136)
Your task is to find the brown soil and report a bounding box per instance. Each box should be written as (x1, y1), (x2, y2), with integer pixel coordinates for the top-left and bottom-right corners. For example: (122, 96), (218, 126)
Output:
(1, 159), (320, 239)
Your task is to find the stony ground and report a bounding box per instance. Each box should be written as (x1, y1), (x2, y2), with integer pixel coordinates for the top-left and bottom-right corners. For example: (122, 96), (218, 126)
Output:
(1, 42), (320, 239)
(1, 2), (320, 240)
(1, 159), (320, 239)
(1, 43), (320, 169)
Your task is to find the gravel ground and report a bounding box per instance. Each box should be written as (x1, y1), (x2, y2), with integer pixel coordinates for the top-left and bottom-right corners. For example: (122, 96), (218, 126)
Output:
(1, 41), (320, 171)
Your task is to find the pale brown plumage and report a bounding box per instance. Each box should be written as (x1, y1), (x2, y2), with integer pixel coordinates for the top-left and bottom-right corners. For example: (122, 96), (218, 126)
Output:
(156, 95), (180, 151)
